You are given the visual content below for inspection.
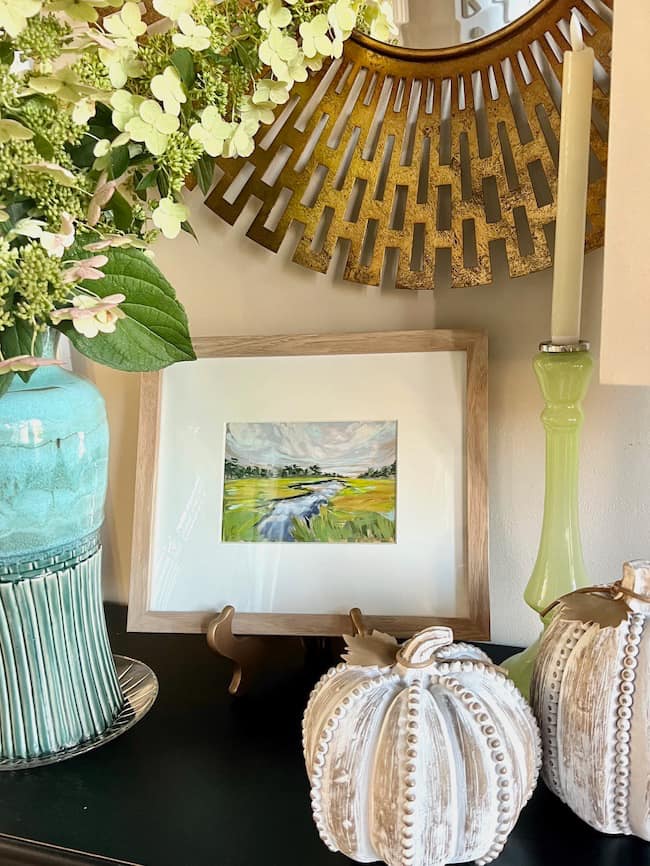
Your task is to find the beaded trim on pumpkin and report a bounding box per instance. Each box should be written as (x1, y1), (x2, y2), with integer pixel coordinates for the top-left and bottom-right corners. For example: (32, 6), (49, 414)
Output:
(539, 620), (589, 797)
(399, 680), (422, 866)
(612, 612), (644, 834)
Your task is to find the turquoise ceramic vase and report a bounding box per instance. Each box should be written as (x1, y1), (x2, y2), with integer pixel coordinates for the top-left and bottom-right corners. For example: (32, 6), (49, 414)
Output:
(0, 332), (122, 764)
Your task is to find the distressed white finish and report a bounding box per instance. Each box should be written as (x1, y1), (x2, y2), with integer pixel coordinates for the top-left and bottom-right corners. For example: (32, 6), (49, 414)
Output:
(531, 560), (650, 839)
(303, 627), (541, 866)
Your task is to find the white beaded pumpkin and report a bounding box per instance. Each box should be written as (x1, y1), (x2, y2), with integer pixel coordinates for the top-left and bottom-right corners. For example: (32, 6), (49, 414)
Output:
(303, 626), (541, 866)
(531, 560), (650, 839)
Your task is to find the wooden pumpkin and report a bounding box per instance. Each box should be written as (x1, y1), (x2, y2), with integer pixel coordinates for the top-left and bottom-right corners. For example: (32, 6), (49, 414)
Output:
(531, 560), (650, 839)
(303, 626), (541, 866)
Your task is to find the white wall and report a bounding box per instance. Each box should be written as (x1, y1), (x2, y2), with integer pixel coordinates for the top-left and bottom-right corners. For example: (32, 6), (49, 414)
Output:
(95, 186), (650, 647)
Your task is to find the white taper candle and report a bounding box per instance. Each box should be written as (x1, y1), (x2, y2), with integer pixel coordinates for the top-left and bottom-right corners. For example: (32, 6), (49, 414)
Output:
(550, 13), (594, 345)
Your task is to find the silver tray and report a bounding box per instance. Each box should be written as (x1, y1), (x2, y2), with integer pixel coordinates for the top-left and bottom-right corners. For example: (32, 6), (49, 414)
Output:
(0, 655), (158, 771)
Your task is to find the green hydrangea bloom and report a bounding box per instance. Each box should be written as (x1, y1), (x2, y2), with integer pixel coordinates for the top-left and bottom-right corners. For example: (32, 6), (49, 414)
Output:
(159, 132), (204, 192)
(15, 14), (72, 65)
(3, 141), (87, 224)
(20, 97), (85, 149)
(0, 240), (18, 331)
(193, 59), (228, 114)
(0, 66), (20, 110)
(136, 32), (174, 82)
(73, 53), (112, 91)
(13, 243), (67, 327)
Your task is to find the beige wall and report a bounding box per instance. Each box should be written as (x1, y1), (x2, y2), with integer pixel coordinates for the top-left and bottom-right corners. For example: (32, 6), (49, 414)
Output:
(93, 186), (650, 647)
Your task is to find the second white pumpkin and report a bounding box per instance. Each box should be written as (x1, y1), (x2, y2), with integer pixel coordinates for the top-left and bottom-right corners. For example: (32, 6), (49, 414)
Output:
(531, 560), (650, 839)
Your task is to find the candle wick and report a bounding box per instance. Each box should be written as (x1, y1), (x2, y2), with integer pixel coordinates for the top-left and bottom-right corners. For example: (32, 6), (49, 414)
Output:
(570, 12), (585, 51)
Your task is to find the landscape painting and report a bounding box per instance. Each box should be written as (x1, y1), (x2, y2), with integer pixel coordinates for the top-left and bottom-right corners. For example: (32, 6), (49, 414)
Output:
(222, 421), (397, 543)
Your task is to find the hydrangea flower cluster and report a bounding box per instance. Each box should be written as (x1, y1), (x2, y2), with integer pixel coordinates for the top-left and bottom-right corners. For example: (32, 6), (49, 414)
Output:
(0, 0), (395, 386)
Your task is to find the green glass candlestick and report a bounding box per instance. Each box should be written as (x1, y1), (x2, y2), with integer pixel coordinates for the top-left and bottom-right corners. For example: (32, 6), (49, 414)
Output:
(503, 341), (593, 698)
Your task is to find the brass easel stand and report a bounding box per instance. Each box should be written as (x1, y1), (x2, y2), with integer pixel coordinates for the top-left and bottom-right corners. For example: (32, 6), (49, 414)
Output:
(206, 606), (370, 695)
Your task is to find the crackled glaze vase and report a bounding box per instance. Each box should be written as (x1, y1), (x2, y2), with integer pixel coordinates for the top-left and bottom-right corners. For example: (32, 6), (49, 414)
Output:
(0, 332), (122, 764)
(303, 626), (541, 866)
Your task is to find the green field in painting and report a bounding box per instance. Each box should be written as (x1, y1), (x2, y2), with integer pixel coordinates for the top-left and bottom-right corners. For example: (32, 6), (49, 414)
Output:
(221, 476), (396, 543)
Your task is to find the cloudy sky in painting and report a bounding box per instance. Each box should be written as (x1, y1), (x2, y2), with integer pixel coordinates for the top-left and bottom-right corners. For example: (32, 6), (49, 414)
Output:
(225, 421), (397, 476)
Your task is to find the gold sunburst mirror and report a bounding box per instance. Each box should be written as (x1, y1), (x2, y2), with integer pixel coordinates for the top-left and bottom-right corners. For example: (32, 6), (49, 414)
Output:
(205, 0), (612, 289)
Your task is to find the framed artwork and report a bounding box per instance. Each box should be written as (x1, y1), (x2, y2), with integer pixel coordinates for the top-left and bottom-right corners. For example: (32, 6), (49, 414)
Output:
(128, 330), (489, 638)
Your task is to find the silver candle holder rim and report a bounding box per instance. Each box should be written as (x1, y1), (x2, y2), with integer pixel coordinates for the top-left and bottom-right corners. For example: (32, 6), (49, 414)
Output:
(539, 340), (591, 353)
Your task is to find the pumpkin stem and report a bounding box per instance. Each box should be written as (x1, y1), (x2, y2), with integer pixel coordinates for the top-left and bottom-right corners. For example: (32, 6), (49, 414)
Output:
(396, 626), (454, 668)
(621, 560), (650, 611)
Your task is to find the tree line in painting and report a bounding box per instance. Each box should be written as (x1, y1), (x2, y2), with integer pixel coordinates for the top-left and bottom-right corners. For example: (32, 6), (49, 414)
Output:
(359, 462), (396, 479)
(224, 457), (395, 481)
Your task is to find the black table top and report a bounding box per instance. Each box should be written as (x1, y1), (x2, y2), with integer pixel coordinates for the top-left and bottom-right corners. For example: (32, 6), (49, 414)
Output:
(0, 605), (648, 866)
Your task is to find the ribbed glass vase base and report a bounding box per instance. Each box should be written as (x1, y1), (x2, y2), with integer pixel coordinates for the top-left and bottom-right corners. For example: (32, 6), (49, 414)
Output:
(0, 542), (123, 761)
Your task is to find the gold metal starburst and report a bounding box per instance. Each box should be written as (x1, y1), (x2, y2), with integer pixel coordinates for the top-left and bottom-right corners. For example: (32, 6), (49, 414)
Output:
(205, 0), (612, 289)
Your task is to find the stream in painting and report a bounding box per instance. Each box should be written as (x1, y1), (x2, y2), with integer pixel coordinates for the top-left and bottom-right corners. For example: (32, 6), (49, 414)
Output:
(256, 480), (346, 541)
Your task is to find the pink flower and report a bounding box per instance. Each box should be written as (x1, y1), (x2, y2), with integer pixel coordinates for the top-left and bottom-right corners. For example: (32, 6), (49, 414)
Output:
(63, 255), (109, 284)
(50, 293), (126, 338)
(84, 233), (148, 252)
(0, 356), (63, 376)
(25, 163), (76, 186)
(40, 213), (75, 258)
(87, 173), (118, 227)
(85, 31), (119, 50)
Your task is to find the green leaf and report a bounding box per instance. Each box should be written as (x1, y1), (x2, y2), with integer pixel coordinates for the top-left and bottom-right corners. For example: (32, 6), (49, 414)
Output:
(194, 154), (214, 195)
(180, 220), (197, 241)
(157, 172), (169, 198)
(232, 40), (261, 73)
(0, 322), (43, 382)
(0, 371), (13, 398)
(134, 177), (146, 201)
(7, 199), (33, 225)
(69, 106), (118, 168)
(109, 190), (133, 231)
(32, 132), (54, 161)
(128, 151), (154, 166)
(204, 50), (231, 67)
(55, 247), (195, 372)
(171, 48), (195, 89)
(93, 102), (115, 132)
(109, 145), (130, 180)
(69, 133), (97, 168)
(136, 169), (159, 192)
(0, 41), (14, 65)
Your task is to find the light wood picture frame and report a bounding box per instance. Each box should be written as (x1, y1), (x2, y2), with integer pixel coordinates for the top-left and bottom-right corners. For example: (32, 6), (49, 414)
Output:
(128, 330), (489, 638)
